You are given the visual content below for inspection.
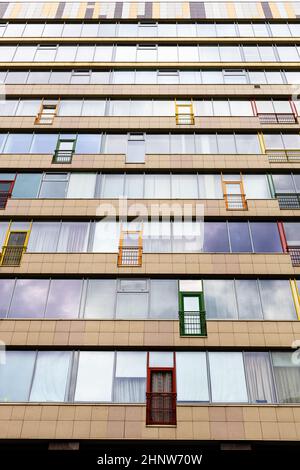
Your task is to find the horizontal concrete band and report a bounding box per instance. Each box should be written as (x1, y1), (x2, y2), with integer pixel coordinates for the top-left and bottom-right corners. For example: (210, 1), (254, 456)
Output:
(0, 404), (299, 441)
(0, 319), (299, 348)
(1, 115), (299, 131)
(0, 253), (297, 275)
(0, 154), (298, 171)
(3, 198), (287, 219)
(4, 84), (297, 98)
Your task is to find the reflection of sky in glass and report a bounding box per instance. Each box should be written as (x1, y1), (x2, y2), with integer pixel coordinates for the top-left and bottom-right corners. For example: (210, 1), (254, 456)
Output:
(0, 279), (15, 318)
(203, 222), (229, 252)
(250, 222), (282, 252)
(9, 279), (49, 318)
(45, 280), (82, 318)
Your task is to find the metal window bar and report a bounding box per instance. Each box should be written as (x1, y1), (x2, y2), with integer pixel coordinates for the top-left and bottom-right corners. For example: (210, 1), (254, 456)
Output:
(179, 310), (207, 336)
(52, 149), (73, 164)
(288, 247), (300, 267)
(225, 193), (247, 210)
(0, 245), (26, 266)
(146, 392), (177, 425)
(276, 193), (300, 209)
(118, 246), (142, 266)
(266, 149), (300, 163)
(257, 113), (297, 124)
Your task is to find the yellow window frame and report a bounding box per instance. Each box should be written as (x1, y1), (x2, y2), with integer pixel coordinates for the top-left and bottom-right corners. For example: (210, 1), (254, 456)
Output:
(175, 99), (195, 125)
(0, 221), (32, 267)
(290, 279), (300, 320)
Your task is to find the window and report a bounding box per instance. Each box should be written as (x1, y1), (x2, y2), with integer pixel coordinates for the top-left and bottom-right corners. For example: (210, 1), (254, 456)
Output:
(259, 280), (296, 320)
(0, 228), (30, 267)
(93, 221), (119, 253)
(176, 352), (209, 402)
(27, 222), (60, 252)
(243, 175), (270, 199)
(29, 351), (71, 402)
(35, 99), (59, 125)
(4, 133), (32, 153)
(171, 174), (198, 198)
(13, 46), (36, 62)
(203, 222), (229, 252)
(0, 279), (15, 318)
(222, 176), (247, 210)
(75, 351), (114, 402)
(0, 351), (35, 402)
(244, 352), (276, 403)
(209, 352), (248, 403)
(39, 173), (68, 198)
(114, 352), (147, 403)
(204, 280), (238, 319)
(250, 222), (282, 253)
(118, 230), (143, 266)
(235, 280), (263, 319)
(9, 279), (49, 318)
(179, 280), (206, 336)
(0, 178), (14, 208)
(76, 134), (102, 154)
(84, 279), (116, 319)
(228, 222), (252, 252)
(198, 174), (222, 198)
(45, 279), (82, 318)
(126, 133), (145, 163)
(116, 279), (148, 318)
(30, 134), (57, 154)
(67, 173), (96, 198)
(136, 44), (157, 62)
(150, 280), (178, 319)
(35, 44), (57, 62)
(272, 352), (300, 403)
(57, 222), (89, 252)
(53, 138), (76, 163)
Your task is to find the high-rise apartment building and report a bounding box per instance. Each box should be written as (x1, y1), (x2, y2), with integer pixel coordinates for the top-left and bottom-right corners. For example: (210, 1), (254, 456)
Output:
(0, 0), (300, 462)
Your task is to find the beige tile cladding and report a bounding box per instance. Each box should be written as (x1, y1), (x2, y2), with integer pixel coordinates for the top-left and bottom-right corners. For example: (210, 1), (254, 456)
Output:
(2, 115), (300, 131)
(0, 319), (300, 348)
(0, 404), (299, 440)
(3, 84), (300, 99)
(3, 198), (286, 218)
(0, 252), (296, 276)
(0, 153), (299, 171)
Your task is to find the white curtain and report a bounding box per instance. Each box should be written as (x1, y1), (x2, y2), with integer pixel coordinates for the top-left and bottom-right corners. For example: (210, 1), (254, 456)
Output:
(244, 352), (276, 403)
(176, 352), (209, 402)
(57, 222), (89, 252)
(114, 352), (147, 402)
(75, 352), (114, 402)
(209, 352), (248, 403)
(273, 352), (300, 403)
(27, 222), (60, 252)
(67, 173), (97, 198)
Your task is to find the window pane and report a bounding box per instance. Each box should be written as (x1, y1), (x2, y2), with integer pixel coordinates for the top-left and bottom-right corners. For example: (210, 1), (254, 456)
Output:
(82, 100), (105, 116)
(204, 280), (238, 319)
(55, 46), (77, 61)
(150, 279), (178, 319)
(39, 180), (67, 198)
(67, 173), (96, 198)
(250, 222), (282, 253)
(75, 351), (114, 401)
(12, 173), (42, 198)
(146, 134), (169, 153)
(198, 174), (222, 198)
(244, 352), (276, 403)
(149, 351), (174, 367)
(45, 280), (82, 318)
(243, 175), (270, 198)
(101, 174), (124, 198)
(116, 292), (148, 319)
(13, 46), (35, 62)
(114, 351), (147, 403)
(171, 174), (198, 198)
(203, 222), (230, 252)
(16, 100), (40, 116)
(259, 280), (296, 320)
(57, 222), (89, 252)
(105, 134), (127, 153)
(235, 280), (263, 319)
(209, 352), (248, 403)
(76, 134), (101, 154)
(0, 351), (35, 402)
(4, 133), (32, 153)
(28, 222), (60, 252)
(29, 351), (71, 402)
(228, 222), (252, 252)
(272, 352), (300, 403)
(59, 100), (82, 116)
(9, 279), (49, 318)
(124, 174), (144, 198)
(0, 279), (15, 318)
(145, 174), (171, 198)
(176, 352), (209, 402)
(93, 221), (119, 252)
(84, 279), (116, 319)
(217, 134), (236, 153)
(30, 134), (57, 153)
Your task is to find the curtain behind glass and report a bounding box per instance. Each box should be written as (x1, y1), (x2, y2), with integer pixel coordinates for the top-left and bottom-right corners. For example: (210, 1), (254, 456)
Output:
(273, 352), (300, 403)
(113, 378), (146, 403)
(67, 173), (97, 198)
(57, 222), (89, 252)
(27, 222), (60, 252)
(244, 352), (276, 403)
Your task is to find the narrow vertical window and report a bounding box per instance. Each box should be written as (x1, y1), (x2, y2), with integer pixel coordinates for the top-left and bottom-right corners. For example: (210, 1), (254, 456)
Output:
(178, 280), (206, 336)
(126, 133), (145, 163)
(53, 137), (76, 164)
(0, 223), (31, 266)
(0, 178), (15, 209)
(35, 99), (60, 125)
(146, 352), (176, 425)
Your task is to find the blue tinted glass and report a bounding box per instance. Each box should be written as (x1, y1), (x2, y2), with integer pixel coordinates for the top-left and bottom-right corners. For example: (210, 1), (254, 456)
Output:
(0, 134), (7, 151)
(30, 134), (58, 153)
(250, 222), (282, 253)
(76, 134), (101, 153)
(228, 222), (252, 252)
(4, 134), (32, 153)
(12, 173), (42, 198)
(203, 222), (230, 252)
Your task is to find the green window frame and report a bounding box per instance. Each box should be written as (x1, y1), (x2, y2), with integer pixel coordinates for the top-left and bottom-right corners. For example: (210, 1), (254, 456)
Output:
(178, 291), (206, 337)
(52, 137), (77, 164)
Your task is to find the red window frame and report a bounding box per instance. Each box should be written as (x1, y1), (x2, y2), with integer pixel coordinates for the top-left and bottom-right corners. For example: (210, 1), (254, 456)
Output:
(146, 352), (177, 426)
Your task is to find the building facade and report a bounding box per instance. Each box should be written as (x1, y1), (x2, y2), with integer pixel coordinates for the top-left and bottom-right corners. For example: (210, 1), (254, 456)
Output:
(0, 0), (300, 458)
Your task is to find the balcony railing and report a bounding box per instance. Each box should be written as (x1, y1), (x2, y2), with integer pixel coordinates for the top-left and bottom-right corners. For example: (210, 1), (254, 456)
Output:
(225, 193), (247, 210)
(52, 150), (73, 164)
(257, 113), (297, 125)
(146, 392), (177, 425)
(288, 247), (300, 267)
(118, 246), (143, 267)
(179, 310), (207, 336)
(276, 193), (300, 210)
(0, 191), (11, 209)
(266, 149), (300, 163)
(0, 245), (26, 266)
